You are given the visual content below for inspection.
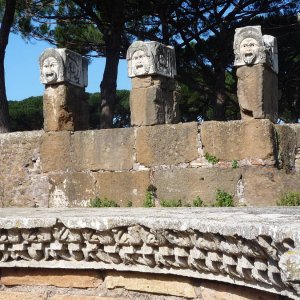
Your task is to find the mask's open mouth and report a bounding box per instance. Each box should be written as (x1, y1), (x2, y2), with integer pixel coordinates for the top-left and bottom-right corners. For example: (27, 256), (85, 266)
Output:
(243, 52), (255, 64)
(45, 72), (56, 82)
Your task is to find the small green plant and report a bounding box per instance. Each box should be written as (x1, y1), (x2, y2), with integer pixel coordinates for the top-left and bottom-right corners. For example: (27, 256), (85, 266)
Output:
(90, 197), (119, 208)
(160, 199), (182, 207)
(232, 160), (239, 169)
(214, 189), (234, 207)
(277, 192), (300, 206)
(193, 196), (205, 207)
(143, 185), (157, 207)
(204, 152), (219, 165)
(127, 201), (133, 207)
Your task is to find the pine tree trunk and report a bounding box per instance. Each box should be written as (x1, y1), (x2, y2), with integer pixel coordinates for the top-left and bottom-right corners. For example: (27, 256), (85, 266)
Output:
(99, 0), (124, 129)
(0, 0), (17, 133)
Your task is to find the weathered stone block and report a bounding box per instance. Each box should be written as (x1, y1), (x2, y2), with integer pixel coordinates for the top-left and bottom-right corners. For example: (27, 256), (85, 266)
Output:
(40, 131), (71, 172)
(130, 76), (179, 126)
(43, 84), (89, 132)
(130, 85), (165, 126)
(236, 64), (278, 121)
(136, 122), (199, 166)
(274, 124), (296, 170)
(153, 168), (242, 204)
(201, 281), (280, 300)
(94, 171), (150, 207)
(72, 129), (135, 171)
(49, 172), (95, 207)
(201, 120), (276, 161)
(242, 167), (300, 206)
(1, 268), (102, 288)
(105, 271), (197, 298)
(0, 131), (48, 208)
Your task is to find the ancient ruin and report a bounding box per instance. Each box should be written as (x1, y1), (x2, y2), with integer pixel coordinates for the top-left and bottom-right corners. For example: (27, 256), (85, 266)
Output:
(0, 28), (300, 300)
(234, 26), (278, 121)
(40, 48), (89, 131)
(127, 41), (179, 126)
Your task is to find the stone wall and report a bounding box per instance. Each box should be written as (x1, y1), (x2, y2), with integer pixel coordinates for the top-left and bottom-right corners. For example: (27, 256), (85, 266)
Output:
(1, 120), (300, 207)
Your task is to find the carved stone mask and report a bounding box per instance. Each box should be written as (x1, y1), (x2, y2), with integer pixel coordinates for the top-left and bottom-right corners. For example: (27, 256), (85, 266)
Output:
(132, 50), (150, 76)
(240, 37), (259, 65)
(42, 57), (60, 84)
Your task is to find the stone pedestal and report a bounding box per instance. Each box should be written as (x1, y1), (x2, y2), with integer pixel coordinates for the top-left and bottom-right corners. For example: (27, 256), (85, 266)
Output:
(40, 48), (89, 132)
(130, 76), (180, 126)
(43, 84), (89, 131)
(237, 64), (278, 122)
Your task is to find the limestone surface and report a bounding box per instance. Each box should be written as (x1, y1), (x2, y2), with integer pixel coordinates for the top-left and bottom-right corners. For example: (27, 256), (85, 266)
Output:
(0, 208), (299, 299)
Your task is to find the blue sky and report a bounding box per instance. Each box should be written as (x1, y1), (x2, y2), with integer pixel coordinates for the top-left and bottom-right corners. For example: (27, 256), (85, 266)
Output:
(5, 33), (131, 101)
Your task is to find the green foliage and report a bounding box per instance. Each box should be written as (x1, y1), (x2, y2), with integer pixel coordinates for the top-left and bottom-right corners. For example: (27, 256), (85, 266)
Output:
(143, 185), (157, 208)
(204, 152), (219, 165)
(90, 197), (119, 208)
(127, 200), (133, 207)
(214, 190), (234, 207)
(160, 199), (182, 207)
(231, 160), (239, 169)
(193, 196), (205, 207)
(277, 192), (300, 206)
(8, 96), (43, 131)
(144, 191), (155, 207)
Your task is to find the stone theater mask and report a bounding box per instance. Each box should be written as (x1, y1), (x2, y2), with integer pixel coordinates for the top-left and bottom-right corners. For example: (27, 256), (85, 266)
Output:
(40, 49), (64, 84)
(239, 37), (260, 65)
(131, 48), (150, 76)
(42, 57), (60, 84)
(39, 48), (88, 87)
(234, 26), (265, 67)
(127, 41), (176, 78)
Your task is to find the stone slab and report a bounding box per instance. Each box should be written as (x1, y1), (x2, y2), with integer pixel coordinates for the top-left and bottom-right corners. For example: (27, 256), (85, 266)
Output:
(72, 129), (135, 171)
(40, 131), (71, 172)
(94, 171), (150, 207)
(152, 167), (242, 205)
(1, 268), (102, 288)
(201, 120), (276, 161)
(48, 172), (95, 207)
(105, 271), (197, 298)
(200, 281), (280, 300)
(0, 131), (48, 208)
(136, 122), (199, 166)
(274, 124), (296, 170)
(242, 167), (300, 206)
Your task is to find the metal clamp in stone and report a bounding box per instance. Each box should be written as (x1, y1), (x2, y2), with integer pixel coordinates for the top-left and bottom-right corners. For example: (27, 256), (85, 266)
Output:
(233, 26), (278, 73)
(0, 207), (299, 299)
(126, 41), (177, 78)
(39, 48), (88, 87)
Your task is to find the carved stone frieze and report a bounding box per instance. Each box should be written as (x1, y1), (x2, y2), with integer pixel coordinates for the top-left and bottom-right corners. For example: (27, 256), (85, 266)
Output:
(0, 208), (299, 299)
(39, 48), (88, 87)
(126, 41), (177, 78)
